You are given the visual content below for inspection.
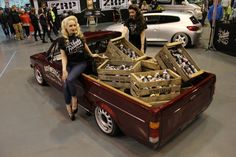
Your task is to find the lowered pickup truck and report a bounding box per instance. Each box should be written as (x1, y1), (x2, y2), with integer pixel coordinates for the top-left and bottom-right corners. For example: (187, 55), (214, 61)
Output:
(30, 31), (216, 148)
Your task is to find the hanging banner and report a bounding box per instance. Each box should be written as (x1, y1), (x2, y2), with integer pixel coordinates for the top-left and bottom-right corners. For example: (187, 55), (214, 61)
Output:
(100, 0), (128, 11)
(47, 0), (81, 14)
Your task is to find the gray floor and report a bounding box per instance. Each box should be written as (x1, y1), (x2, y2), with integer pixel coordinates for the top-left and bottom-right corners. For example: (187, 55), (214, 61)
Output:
(0, 24), (235, 157)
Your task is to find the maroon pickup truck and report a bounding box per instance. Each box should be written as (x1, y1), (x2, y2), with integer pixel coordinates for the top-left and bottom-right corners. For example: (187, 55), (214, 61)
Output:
(30, 31), (216, 149)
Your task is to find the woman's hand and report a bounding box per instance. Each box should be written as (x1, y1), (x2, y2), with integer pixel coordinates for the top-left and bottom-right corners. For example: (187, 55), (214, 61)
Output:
(62, 70), (68, 82)
(92, 54), (108, 59)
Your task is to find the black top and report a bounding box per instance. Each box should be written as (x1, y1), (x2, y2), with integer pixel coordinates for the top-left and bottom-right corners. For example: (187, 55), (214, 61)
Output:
(124, 18), (147, 49)
(39, 14), (47, 27)
(58, 35), (89, 66)
(29, 14), (39, 26)
(9, 10), (21, 24)
(0, 13), (8, 26)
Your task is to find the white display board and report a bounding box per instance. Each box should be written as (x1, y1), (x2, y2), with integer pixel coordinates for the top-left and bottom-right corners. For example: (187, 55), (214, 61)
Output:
(100, 0), (128, 11)
(47, 0), (81, 14)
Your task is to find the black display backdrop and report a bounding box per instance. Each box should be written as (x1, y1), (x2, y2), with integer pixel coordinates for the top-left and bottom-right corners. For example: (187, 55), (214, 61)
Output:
(213, 22), (236, 57)
(44, 0), (129, 25)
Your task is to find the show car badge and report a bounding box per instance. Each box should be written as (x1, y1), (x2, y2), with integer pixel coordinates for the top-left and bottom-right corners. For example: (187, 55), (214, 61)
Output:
(44, 65), (62, 86)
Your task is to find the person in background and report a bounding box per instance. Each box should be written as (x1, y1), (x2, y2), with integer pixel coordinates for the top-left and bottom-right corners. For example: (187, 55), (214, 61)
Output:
(48, 8), (59, 36)
(201, 0), (209, 26)
(38, 8), (53, 43)
(29, 8), (42, 41)
(222, 0), (231, 21)
(58, 16), (106, 120)
(121, 4), (147, 53)
(20, 8), (31, 38)
(8, 5), (24, 40)
(0, 7), (10, 38)
(141, 1), (150, 13)
(5, 8), (15, 38)
(207, 0), (223, 28)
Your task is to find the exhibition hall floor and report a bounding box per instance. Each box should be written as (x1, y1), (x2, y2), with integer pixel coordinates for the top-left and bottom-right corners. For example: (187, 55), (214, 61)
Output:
(0, 24), (235, 157)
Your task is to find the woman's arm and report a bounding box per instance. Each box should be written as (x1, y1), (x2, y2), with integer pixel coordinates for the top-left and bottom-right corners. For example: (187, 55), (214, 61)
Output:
(61, 49), (68, 81)
(122, 26), (128, 38)
(140, 29), (146, 53)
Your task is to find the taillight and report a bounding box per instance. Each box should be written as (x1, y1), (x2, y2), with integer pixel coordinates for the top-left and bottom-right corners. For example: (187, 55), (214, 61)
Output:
(187, 26), (199, 31)
(149, 121), (160, 143)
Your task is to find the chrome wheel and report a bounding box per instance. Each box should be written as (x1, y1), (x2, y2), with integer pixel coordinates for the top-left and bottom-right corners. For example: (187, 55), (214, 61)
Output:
(172, 33), (189, 47)
(95, 106), (120, 136)
(34, 66), (45, 85)
(95, 106), (114, 134)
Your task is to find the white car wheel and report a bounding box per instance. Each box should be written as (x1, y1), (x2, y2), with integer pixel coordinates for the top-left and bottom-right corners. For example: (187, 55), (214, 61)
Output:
(172, 33), (190, 47)
(34, 66), (46, 85)
(95, 106), (119, 136)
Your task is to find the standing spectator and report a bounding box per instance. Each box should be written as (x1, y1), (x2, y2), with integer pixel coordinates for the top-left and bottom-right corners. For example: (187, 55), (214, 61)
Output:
(8, 5), (24, 40)
(201, 0), (209, 26)
(29, 8), (42, 41)
(141, 1), (150, 13)
(5, 8), (15, 38)
(0, 7), (10, 38)
(208, 0), (224, 27)
(48, 8), (58, 36)
(122, 4), (147, 53)
(150, 0), (158, 10)
(20, 9), (31, 38)
(222, 0), (231, 21)
(38, 8), (53, 43)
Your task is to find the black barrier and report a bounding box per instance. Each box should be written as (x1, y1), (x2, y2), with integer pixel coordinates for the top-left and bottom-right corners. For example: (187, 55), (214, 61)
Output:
(213, 22), (236, 57)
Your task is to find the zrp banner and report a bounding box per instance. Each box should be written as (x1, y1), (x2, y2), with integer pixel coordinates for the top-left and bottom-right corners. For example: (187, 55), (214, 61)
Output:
(47, 0), (81, 14)
(100, 0), (128, 11)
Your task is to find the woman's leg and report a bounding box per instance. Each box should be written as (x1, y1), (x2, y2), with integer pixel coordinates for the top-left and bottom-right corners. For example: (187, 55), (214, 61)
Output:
(66, 62), (87, 113)
(42, 27), (47, 43)
(64, 81), (75, 120)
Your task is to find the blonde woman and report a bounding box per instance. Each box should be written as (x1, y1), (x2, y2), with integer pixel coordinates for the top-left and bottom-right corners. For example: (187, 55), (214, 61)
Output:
(59, 15), (103, 121)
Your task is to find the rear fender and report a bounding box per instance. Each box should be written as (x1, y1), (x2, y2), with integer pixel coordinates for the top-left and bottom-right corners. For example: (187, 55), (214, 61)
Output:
(97, 102), (118, 122)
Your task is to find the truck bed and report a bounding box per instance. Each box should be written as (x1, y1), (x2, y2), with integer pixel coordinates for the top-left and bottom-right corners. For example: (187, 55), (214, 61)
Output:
(81, 71), (216, 148)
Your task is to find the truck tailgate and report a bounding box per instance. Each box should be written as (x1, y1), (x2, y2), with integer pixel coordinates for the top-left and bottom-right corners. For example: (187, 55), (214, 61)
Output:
(159, 72), (216, 145)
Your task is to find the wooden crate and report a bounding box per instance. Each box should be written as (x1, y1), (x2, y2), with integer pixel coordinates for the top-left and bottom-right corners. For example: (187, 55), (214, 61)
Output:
(97, 60), (141, 88)
(105, 37), (147, 61)
(130, 69), (181, 103)
(141, 58), (160, 71)
(155, 42), (204, 81)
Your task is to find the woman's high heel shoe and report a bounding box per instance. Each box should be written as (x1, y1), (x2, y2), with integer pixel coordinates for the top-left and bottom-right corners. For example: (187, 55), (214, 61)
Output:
(68, 113), (75, 121)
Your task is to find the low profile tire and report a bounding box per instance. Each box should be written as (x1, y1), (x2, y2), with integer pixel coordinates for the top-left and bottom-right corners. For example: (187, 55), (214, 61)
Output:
(95, 106), (120, 136)
(172, 33), (190, 47)
(34, 65), (46, 85)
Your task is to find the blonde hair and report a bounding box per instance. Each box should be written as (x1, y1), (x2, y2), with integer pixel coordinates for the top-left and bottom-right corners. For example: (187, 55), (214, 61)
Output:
(61, 15), (84, 42)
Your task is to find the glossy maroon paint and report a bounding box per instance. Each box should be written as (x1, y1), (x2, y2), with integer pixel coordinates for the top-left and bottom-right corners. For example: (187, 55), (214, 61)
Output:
(30, 30), (216, 148)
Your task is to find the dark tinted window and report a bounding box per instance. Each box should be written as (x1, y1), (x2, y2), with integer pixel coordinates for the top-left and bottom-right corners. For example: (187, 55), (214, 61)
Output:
(159, 15), (180, 24)
(190, 16), (199, 24)
(145, 16), (161, 24)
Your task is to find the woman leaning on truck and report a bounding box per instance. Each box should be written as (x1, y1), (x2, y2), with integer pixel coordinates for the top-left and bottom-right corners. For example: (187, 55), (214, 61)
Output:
(58, 15), (104, 121)
(122, 4), (147, 53)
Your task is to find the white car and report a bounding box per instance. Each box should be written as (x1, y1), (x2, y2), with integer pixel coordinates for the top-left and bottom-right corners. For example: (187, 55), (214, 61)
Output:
(104, 11), (202, 47)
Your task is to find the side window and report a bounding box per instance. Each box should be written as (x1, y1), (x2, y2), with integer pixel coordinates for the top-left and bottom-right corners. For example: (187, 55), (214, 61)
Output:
(159, 15), (180, 24)
(52, 42), (61, 61)
(145, 15), (161, 25)
(175, 0), (184, 5)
